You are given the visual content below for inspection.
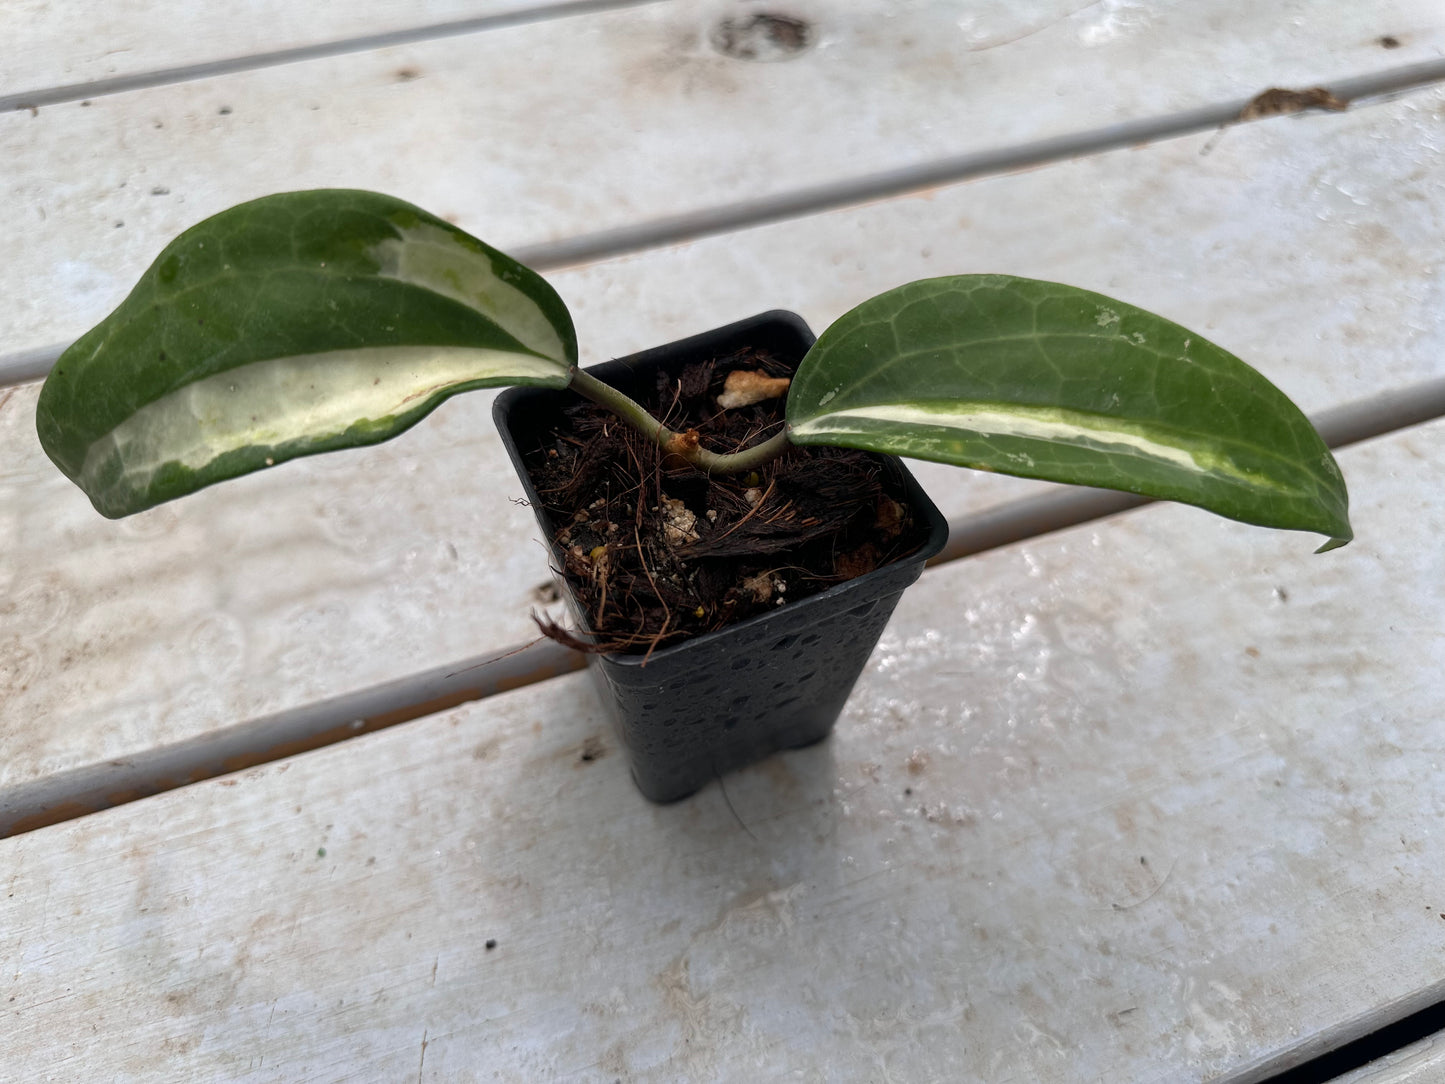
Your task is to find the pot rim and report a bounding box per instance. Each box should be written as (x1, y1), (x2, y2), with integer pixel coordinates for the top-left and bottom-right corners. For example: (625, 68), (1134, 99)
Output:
(494, 309), (950, 668)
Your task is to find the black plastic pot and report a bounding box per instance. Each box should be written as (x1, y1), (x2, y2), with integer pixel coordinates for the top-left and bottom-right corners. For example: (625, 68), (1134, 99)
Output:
(494, 311), (948, 802)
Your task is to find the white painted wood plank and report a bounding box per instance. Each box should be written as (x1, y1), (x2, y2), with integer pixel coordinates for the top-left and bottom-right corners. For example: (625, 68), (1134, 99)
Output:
(6, 1), (1443, 359)
(9, 0), (1434, 110)
(4, 419), (1442, 1082)
(1337, 1033), (1445, 1083)
(0, 0), (649, 101)
(5, 89), (1444, 817)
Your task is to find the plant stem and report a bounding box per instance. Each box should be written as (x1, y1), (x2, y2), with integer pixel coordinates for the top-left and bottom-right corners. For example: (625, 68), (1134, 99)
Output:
(567, 366), (792, 474)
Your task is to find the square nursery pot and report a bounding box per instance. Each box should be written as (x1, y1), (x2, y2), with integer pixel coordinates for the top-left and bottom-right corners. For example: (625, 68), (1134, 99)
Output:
(495, 311), (948, 802)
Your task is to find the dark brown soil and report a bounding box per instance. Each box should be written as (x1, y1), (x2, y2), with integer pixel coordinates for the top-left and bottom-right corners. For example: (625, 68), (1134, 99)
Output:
(520, 345), (927, 656)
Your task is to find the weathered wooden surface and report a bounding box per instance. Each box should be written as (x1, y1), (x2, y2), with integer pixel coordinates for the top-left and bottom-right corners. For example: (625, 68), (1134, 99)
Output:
(1338, 1034), (1445, 1083)
(8, 1), (1444, 360)
(0, 0), (653, 101)
(6, 83), (1445, 817)
(9, 0), (1437, 106)
(5, 1), (1445, 1076)
(5, 420), (1442, 1081)
(2, 87), (1445, 815)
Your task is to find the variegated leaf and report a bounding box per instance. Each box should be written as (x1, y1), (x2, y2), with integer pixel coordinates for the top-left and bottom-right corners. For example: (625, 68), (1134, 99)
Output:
(36, 190), (576, 518)
(788, 276), (1351, 549)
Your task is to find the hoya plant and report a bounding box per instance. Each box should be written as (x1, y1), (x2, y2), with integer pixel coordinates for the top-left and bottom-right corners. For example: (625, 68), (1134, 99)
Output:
(36, 189), (1351, 553)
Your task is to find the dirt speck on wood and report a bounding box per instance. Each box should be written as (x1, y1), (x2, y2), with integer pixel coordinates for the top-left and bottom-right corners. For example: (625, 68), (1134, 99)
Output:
(1237, 86), (1347, 121)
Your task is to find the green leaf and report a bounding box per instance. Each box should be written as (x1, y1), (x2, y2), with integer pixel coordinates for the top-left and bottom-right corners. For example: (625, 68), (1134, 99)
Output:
(787, 275), (1351, 548)
(36, 189), (576, 518)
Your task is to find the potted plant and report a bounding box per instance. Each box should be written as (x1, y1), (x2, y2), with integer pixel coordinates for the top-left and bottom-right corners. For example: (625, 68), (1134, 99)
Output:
(34, 190), (1352, 801)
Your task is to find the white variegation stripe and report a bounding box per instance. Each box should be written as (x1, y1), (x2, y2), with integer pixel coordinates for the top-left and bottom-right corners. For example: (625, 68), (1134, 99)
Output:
(791, 402), (1276, 489)
(369, 221), (567, 363)
(80, 345), (564, 493)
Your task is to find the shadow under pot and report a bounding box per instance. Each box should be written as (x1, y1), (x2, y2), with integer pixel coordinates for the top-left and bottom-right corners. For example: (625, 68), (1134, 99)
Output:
(494, 311), (948, 803)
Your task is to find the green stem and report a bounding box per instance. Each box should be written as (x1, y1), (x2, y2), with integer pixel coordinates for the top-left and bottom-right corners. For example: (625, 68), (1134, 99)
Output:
(567, 366), (792, 474)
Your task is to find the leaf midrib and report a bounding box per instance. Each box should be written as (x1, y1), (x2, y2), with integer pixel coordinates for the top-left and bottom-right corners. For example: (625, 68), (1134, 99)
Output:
(794, 399), (1329, 500)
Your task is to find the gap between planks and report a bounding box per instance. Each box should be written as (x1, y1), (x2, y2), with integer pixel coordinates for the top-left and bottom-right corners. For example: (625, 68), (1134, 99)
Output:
(4, 372), (1445, 840)
(0, 0), (669, 114)
(5, 57), (1445, 387)
(1227, 981), (1445, 1084)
